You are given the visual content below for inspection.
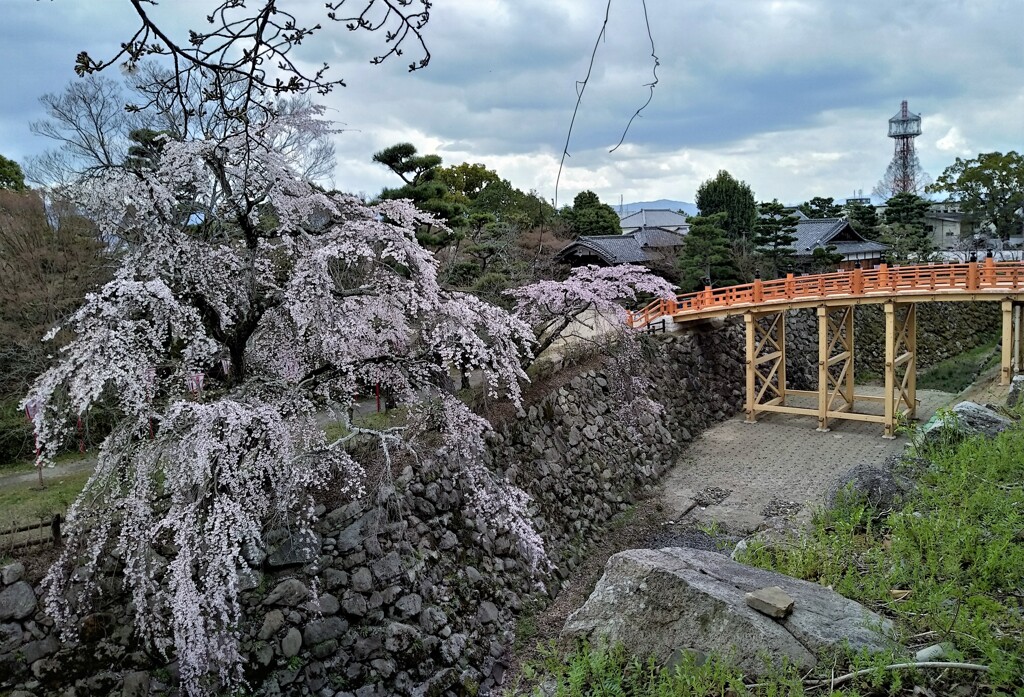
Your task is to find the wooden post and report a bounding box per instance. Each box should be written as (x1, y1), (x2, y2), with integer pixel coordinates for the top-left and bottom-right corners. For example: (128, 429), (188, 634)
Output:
(1001, 299), (1013, 386)
(786, 273), (795, 298)
(884, 303), (896, 438)
(744, 313), (757, 423)
(906, 304), (917, 419)
(1014, 303), (1024, 375)
(777, 311), (787, 405)
(852, 266), (864, 294)
(816, 306), (829, 432)
(844, 306), (855, 410)
(983, 254), (996, 286)
(967, 259), (979, 291)
(753, 278), (763, 304)
(879, 263), (889, 288)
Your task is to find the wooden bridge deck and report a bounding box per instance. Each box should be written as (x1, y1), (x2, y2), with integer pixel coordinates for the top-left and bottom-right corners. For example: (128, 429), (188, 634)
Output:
(628, 259), (1024, 327)
(628, 258), (1024, 437)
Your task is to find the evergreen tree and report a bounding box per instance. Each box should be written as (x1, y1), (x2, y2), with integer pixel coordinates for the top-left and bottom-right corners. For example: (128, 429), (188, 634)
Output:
(753, 199), (799, 278)
(678, 212), (742, 291)
(694, 170), (757, 243)
(881, 193), (934, 262)
(564, 190), (620, 237)
(0, 155), (27, 191)
(798, 196), (843, 218)
(845, 200), (880, 240)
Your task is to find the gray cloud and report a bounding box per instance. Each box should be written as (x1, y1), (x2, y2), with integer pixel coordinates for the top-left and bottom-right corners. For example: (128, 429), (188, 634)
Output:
(1, 0), (1021, 206)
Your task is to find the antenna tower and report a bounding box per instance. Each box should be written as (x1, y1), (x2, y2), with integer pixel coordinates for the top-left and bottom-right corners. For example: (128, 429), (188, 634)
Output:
(886, 100), (923, 195)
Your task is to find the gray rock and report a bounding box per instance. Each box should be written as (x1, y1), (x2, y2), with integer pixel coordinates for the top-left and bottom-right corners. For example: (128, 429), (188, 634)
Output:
(121, 671), (150, 697)
(921, 401), (1014, 447)
(267, 530), (321, 568)
(21, 635), (60, 664)
(438, 531), (459, 551)
(0, 581), (37, 621)
(350, 567), (373, 593)
(384, 622), (421, 654)
(563, 548), (895, 676)
(0, 622), (22, 652)
(258, 610), (285, 641)
(305, 593), (340, 616)
(477, 600), (499, 624)
(1008, 375), (1024, 408)
(342, 592), (368, 617)
(826, 463), (910, 512)
(372, 551), (402, 581)
(418, 606), (448, 634)
(303, 616), (348, 646)
(1, 562), (25, 585)
(263, 579), (309, 607)
(281, 627), (302, 658)
(394, 593), (422, 618)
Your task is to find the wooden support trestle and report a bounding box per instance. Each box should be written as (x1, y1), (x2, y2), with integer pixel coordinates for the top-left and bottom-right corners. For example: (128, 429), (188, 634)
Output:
(742, 302), (919, 437)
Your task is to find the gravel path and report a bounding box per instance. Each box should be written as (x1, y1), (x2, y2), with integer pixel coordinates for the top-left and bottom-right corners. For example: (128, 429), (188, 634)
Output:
(659, 387), (953, 534)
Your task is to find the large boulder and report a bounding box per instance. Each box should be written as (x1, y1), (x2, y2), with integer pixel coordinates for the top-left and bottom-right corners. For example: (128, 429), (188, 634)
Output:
(826, 462), (911, 512)
(563, 548), (894, 676)
(920, 401), (1014, 448)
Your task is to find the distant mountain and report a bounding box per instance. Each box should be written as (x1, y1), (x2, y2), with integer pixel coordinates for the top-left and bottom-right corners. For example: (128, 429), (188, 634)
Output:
(617, 199), (699, 217)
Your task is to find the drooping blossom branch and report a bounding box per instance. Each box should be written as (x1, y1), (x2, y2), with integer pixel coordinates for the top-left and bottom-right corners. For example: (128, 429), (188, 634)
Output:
(24, 110), (539, 695)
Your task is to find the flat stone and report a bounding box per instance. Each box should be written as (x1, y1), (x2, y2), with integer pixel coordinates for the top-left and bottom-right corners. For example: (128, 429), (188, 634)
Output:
(372, 551), (402, 581)
(1, 563), (25, 585)
(477, 600), (499, 625)
(563, 548), (895, 676)
(350, 567), (373, 593)
(303, 616), (348, 646)
(0, 581), (37, 621)
(394, 594), (422, 618)
(281, 627), (302, 658)
(121, 670), (150, 697)
(267, 530), (321, 568)
(263, 579), (309, 607)
(745, 586), (795, 618)
(257, 610), (285, 641)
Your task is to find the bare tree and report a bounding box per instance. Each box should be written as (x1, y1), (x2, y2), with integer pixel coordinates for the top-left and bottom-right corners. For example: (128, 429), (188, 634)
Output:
(27, 76), (144, 186)
(73, 0), (432, 132)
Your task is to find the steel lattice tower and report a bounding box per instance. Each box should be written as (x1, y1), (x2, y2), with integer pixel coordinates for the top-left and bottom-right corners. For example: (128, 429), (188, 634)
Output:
(886, 100), (923, 195)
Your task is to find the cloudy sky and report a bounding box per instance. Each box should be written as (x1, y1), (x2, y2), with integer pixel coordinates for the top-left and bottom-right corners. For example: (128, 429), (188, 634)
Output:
(1, 0), (1021, 208)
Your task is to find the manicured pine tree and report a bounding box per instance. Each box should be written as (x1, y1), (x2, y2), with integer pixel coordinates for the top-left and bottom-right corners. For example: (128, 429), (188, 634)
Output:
(678, 212), (742, 292)
(753, 199), (800, 278)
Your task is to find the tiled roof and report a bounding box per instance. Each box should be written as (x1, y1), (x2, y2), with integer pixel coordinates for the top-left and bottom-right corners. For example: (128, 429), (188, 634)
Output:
(633, 227), (687, 248)
(619, 208), (689, 229)
(791, 218), (888, 257)
(556, 227), (686, 265)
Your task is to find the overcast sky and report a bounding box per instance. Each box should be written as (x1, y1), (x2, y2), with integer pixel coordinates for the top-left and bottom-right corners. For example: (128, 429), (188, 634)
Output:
(1, 1), (1021, 208)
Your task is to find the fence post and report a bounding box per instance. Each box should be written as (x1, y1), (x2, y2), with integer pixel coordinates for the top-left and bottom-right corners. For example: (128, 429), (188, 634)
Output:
(967, 253), (979, 291)
(785, 273), (795, 298)
(879, 263), (889, 288)
(753, 276), (763, 303)
(852, 262), (864, 295)
(983, 250), (996, 287)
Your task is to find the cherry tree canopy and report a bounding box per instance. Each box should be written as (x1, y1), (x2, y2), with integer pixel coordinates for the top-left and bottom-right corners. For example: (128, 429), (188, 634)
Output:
(24, 111), (540, 693)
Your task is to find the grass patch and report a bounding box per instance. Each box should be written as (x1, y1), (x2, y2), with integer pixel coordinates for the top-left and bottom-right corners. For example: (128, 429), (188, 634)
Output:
(517, 421), (1024, 695)
(0, 469), (92, 527)
(916, 337), (1000, 393)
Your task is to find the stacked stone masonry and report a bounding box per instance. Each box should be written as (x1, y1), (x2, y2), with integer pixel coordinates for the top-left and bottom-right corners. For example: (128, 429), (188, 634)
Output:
(0, 327), (745, 697)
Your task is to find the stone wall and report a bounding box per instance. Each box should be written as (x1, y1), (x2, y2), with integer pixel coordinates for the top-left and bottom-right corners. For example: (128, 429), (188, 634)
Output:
(0, 326), (745, 697)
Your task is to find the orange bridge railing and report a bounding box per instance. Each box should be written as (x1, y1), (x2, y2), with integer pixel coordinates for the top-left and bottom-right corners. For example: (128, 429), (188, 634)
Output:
(628, 258), (1024, 327)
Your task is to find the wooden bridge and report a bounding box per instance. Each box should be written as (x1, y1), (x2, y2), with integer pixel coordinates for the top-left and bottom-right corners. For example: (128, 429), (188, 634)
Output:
(628, 257), (1024, 437)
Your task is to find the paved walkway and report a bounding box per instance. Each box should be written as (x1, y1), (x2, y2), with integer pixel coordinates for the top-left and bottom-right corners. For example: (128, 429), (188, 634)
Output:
(659, 387), (953, 534)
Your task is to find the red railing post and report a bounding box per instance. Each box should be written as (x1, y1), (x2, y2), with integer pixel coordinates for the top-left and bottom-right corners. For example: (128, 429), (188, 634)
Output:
(983, 253), (996, 287)
(753, 278), (763, 303)
(967, 257), (979, 291)
(879, 263), (889, 289)
(852, 264), (864, 295)
(785, 273), (795, 298)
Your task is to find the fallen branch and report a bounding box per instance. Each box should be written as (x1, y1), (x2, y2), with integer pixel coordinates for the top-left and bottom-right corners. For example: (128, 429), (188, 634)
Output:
(809, 661), (990, 690)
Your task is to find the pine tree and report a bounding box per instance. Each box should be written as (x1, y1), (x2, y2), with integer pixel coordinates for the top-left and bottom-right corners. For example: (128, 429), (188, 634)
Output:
(694, 170), (757, 244)
(845, 200), (880, 240)
(678, 213), (742, 292)
(753, 199), (799, 278)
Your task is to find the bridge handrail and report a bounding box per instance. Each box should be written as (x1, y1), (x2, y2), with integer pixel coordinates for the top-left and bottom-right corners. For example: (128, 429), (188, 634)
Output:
(628, 259), (1024, 327)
